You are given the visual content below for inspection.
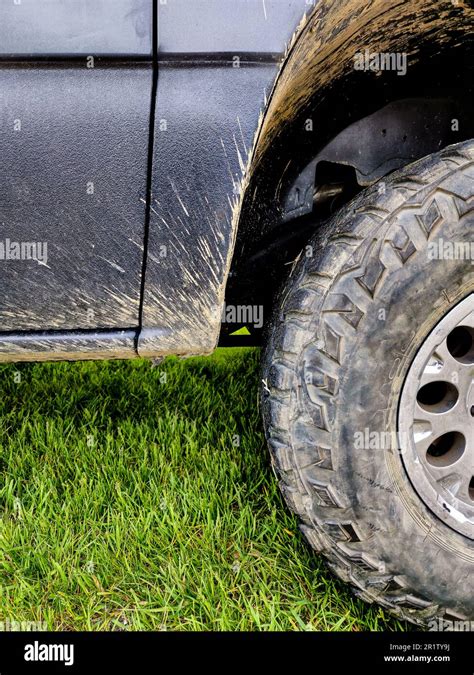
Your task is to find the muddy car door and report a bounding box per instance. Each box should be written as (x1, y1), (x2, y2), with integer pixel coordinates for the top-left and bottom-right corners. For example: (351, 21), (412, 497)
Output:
(0, 0), (152, 333)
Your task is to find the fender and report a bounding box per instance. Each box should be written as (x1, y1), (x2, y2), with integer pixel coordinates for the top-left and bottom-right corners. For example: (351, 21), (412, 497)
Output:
(235, 0), (473, 270)
(253, 0), (473, 167)
(138, 0), (311, 357)
(138, 0), (473, 358)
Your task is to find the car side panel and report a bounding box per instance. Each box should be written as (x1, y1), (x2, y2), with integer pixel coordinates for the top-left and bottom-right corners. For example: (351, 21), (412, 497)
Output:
(157, 0), (310, 54)
(138, 0), (310, 356)
(0, 65), (151, 331)
(0, 0), (153, 334)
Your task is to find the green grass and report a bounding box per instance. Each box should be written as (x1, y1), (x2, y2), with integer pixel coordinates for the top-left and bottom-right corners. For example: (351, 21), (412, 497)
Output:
(0, 348), (406, 631)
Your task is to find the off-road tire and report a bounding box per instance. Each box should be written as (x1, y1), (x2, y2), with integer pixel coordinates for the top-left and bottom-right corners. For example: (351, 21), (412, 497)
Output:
(262, 140), (474, 626)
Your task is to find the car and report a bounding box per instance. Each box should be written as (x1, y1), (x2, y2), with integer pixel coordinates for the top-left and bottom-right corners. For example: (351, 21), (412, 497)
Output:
(0, 0), (472, 627)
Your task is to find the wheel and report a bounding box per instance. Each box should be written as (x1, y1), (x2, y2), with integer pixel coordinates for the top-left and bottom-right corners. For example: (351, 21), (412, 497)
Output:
(262, 140), (474, 626)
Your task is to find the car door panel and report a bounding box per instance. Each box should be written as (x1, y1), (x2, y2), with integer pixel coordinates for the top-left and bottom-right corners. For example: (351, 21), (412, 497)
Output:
(0, 1), (153, 332)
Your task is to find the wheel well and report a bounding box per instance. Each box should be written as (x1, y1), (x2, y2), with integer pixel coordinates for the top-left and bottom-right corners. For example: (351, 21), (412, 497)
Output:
(220, 0), (473, 346)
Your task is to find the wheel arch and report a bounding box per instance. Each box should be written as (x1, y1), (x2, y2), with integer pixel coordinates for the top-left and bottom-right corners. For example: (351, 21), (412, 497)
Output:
(222, 0), (474, 345)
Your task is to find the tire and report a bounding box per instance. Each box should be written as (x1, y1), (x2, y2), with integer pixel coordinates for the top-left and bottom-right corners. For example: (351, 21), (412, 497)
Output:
(262, 140), (474, 626)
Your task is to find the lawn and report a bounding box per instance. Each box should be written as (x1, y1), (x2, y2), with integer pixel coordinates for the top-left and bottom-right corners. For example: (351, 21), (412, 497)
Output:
(0, 348), (405, 631)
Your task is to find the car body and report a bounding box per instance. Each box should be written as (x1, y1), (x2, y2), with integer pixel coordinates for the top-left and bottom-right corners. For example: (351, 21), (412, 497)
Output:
(0, 0), (471, 362)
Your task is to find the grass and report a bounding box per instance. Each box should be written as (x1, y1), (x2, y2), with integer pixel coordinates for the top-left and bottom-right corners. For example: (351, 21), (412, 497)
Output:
(0, 348), (406, 631)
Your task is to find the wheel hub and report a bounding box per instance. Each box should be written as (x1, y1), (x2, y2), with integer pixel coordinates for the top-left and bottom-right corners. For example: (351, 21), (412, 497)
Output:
(399, 294), (474, 539)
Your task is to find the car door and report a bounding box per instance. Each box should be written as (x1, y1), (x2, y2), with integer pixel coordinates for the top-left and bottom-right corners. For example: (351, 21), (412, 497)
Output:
(0, 0), (152, 333)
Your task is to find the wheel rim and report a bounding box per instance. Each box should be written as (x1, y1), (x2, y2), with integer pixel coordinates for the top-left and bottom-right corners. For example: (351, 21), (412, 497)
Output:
(398, 293), (474, 539)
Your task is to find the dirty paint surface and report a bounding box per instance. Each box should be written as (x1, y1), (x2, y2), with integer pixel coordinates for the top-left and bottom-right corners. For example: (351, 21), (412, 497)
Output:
(0, 1), (471, 360)
(138, 62), (281, 356)
(0, 66), (151, 333)
(0, 330), (136, 363)
(139, 0), (312, 357)
(140, 0), (473, 358)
